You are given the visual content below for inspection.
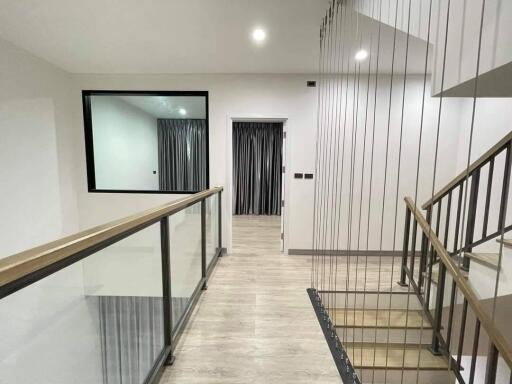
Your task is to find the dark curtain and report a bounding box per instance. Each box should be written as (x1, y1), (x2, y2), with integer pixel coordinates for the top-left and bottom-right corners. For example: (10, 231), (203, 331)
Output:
(157, 119), (207, 192)
(233, 121), (283, 215)
(98, 296), (164, 384)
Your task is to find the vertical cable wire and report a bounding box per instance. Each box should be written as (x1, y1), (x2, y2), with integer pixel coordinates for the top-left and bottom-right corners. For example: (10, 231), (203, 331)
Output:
(331, 0), (347, 335)
(345, 0), (361, 351)
(365, 0), (383, 376)
(423, 0), (452, 378)
(323, 1), (335, 322)
(311, 19), (324, 291)
(341, 0), (356, 348)
(374, 0), (399, 380)
(326, 0), (342, 327)
(319, 9), (332, 303)
(343, 0), (357, 363)
(378, 0), (412, 380)
(411, 0), (434, 381)
(454, 0), (487, 273)
(350, 4), (366, 378)
(450, 0), (489, 379)
(312, 15), (327, 293)
(316, 13), (327, 297)
(356, 0), (376, 370)
(333, 0), (352, 354)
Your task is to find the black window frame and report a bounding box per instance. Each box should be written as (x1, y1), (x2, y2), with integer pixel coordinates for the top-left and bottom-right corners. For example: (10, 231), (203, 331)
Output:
(82, 90), (210, 194)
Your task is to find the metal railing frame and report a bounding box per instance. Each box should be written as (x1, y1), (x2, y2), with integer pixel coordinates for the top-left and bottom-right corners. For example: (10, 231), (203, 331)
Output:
(401, 196), (512, 384)
(0, 187), (224, 384)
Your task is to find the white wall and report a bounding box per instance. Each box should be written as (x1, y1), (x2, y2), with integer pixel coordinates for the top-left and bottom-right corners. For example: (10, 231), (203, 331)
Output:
(432, 0), (512, 95)
(356, 0), (512, 96)
(0, 38), (102, 383)
(2, 35), (507, 256)
(91, 96), (159, 190)
(71, 73), (320, 253)
(0, 38), (78, 257)
(312, 73), (463, 251)
(69, 73), (467, 253)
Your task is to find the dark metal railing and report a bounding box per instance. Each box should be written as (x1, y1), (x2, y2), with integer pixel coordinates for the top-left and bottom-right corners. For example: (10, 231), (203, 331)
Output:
(401, 196), (512, 384)
(0, 187), (224, 384)
(420, 131), (512, 270)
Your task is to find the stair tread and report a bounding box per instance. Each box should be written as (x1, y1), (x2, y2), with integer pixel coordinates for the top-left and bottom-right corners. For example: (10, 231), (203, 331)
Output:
(344, 342), (449, 370)
(333, 308), (431, 329)
(423, 268), (468, 285)
(465, 252), (499, 269)
(496, 238), (512, 249)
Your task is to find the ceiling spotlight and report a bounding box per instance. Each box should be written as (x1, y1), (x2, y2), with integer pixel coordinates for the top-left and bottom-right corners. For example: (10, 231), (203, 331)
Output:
(179, 108), (187, 116)
(252, 28), (267, 44)
(355, 49), (368, 61)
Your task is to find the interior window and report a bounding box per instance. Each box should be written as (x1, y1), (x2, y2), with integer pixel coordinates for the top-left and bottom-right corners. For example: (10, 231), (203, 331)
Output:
(82, 91), (209, 193)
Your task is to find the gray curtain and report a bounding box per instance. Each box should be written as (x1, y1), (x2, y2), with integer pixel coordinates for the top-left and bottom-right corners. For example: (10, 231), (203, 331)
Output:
(157, 119), (207, 192)
(98, 296), (164, 384)
(233, 121), (283, 215)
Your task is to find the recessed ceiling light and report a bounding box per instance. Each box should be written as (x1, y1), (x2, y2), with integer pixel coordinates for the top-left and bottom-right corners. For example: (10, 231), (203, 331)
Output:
(252, 28), (267, 44)
(355, 49), (368, 61)
(179, 108), (187, 116)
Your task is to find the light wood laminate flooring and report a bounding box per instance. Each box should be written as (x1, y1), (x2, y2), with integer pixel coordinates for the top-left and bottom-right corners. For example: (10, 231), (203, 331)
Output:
(161, 215), (342, 383)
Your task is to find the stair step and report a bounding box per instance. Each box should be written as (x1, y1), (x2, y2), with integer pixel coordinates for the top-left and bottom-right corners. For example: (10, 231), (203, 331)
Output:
(496, 238), (512, 249)
(423, 268), (468, 285)
(465, 252), (499, 269)
(345, 342), (449, 370)
(333, 309), (431, 329)
(321, 292), (423, 310)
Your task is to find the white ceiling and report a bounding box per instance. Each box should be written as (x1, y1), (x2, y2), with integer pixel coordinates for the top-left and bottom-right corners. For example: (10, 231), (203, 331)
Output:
(118, 95), (206, 119)
(0, 0), (430, 75)
(0, 0), (329, 74)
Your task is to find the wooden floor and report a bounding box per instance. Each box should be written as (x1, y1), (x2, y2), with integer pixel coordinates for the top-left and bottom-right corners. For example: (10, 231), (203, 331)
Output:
(161, 215), (342, 384)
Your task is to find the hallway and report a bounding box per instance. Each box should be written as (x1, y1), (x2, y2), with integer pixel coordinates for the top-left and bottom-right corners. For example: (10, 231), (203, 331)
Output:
(161, 215), (341, 383)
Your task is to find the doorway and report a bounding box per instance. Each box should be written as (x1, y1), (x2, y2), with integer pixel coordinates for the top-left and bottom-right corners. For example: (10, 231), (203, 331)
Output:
(231, 120), (286, 252)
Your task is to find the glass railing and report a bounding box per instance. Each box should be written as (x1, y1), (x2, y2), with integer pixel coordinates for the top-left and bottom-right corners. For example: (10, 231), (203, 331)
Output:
(0, 187), (223, 384)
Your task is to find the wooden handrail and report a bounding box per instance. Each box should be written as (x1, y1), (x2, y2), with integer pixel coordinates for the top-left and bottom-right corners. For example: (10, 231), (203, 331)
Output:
(0, 187), (223, 288)
(422, 130), (512, 209)
(405, 196), (512, 368)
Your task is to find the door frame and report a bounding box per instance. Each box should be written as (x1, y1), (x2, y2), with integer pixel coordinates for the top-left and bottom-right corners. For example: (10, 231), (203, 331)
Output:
(226, 115), (289, 253)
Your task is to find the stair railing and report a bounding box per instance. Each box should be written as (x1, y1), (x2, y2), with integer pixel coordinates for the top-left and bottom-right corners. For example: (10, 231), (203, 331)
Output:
(417, 131), (512, 274)
(0, 187), (223, 384)
(401, 196), (512, 383)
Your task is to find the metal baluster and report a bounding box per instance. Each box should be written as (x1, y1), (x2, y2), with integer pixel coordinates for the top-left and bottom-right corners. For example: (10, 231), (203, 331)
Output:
(418, 207), (432, 291)
(201, 199), (207, 290)
(469, 319), (481, 384)
(485, 344), (499, 384)
(456, 299), (469, 369)
(498, 144), (512, 233)
(482, 158), (494, 238)
(160, 216), (175, 365)
(445, 281), (457, 351)
(430, 257), (445, 355)
(218, 191), (223, 255)
(443, 191), (452, 249)
(453, 185), (464, 254)
(426, 202), (442, 307)
(409, 218), (418, 280)
(425, 236), (434, 312)
(462, 169), (481, 271)
(399, 208), (412, 286)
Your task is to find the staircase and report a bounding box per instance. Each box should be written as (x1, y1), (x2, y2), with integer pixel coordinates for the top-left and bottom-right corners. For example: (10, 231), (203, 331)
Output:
(310, 131), (512, 383)
(331, 292), (452, 383)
